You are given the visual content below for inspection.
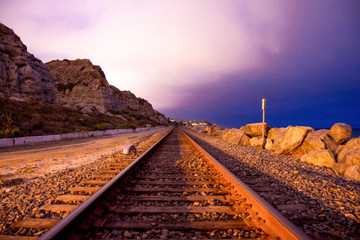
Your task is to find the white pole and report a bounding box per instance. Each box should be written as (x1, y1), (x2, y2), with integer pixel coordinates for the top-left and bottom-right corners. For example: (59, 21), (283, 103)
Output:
(262, 98), (266, 138)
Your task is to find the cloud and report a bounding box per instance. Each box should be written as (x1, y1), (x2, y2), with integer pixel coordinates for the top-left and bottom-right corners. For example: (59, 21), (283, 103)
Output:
(1, 0), (359, 128)
(0, 0), (297, 109)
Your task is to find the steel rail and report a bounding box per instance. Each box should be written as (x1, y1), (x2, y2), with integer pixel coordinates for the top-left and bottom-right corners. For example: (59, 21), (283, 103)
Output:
(39, 127), (174, 240)
(180, 128), (311, 240)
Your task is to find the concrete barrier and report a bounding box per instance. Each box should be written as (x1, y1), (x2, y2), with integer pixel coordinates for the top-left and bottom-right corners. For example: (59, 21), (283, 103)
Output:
(13, 135), (61, 146)
(0, 127), (164, 148)
(0, 138), (14, 147)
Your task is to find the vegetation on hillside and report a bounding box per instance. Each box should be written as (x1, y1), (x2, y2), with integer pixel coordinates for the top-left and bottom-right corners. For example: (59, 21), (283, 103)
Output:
(0, 97), (163, 138)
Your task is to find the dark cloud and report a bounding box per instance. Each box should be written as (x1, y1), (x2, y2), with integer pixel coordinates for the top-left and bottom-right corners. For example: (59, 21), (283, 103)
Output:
(165, 1), (360, 129)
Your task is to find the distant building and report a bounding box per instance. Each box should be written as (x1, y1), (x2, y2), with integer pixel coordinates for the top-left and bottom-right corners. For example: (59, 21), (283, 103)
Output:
(169, 119), (210, 126)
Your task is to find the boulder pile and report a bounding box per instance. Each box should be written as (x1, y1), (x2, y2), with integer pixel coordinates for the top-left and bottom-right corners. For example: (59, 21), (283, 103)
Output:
(200, 122), (359, 181)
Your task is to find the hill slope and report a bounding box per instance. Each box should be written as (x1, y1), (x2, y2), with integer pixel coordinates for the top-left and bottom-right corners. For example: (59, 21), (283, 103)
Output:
(0, 23), (168, 137)
(47, 59), (168, 125)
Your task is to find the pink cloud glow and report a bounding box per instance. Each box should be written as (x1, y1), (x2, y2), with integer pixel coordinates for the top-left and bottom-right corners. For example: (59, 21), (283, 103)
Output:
(0, 0), (296, 109)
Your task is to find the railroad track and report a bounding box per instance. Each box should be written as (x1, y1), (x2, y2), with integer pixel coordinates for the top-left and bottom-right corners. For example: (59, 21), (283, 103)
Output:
(3, 128), (310, 239)
(0, 131), (167, 240)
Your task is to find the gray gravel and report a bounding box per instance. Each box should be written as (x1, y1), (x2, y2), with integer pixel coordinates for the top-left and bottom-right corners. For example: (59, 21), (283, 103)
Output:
(183, 127), (360, 240)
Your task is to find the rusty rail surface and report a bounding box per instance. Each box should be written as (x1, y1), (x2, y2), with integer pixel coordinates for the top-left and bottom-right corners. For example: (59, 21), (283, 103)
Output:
(35, 127), (310, 240)
(180, 129), (311, 240)
(38, 128), (174, 240)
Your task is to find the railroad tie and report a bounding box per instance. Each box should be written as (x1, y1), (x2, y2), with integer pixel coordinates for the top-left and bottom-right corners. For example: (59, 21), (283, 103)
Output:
(95, 220), (257, 231)
(9, 219), (60, 230)
(108, 163), (127, 169)
(0, 235), (39, 240)
(40, 204), (78, 213)
(133, 180), (216, 186)
(98, 170), (120, 175)
(107, 205), (237, 215)
(92, 174), (115, 180)
(68, 186), (101, 194)
(122, 195), (227, 202)
(81, 180), (108, 186)
(55, 194), (90, 203)
(124, 186), (229, 194)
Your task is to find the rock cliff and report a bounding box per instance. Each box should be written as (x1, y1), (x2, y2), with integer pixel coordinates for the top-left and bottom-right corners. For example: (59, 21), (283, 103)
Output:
(46, 59), (168, 125)
(0, 23), (57, 104)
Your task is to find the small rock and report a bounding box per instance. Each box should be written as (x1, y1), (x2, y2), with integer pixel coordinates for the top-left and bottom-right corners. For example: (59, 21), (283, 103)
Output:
(123, 230), (132, 238)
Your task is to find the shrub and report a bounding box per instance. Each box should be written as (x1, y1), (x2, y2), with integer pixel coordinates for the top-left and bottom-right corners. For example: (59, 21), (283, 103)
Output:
(0, 127), (22, 138)
(0, 112), (22, 138)
(94, 123), (108, 131)
(125, 123), (136, 131)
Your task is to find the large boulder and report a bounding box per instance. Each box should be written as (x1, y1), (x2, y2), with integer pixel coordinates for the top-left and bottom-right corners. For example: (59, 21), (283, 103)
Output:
(267, 128), (286, 141)
(203, 124), (223, 135)
(328, 123), (352, 144)
(344, 164), (360, 181)
(0, 23), (58, 104)
(333, 163), (347, 175)
(300, 129), (338, 154)
(333, 138), (360, 177)
(222, 128), (250, 146)
(212, 128), (229, 138)
(300, 149), (336, 168)
(242, 123), (270, 137)
(338, 148), (360, 168)
(272, 126), (314, 155)
(250, 137), (266, 149)
(222, 128), (237, 141)
(336, 137), (360, 160)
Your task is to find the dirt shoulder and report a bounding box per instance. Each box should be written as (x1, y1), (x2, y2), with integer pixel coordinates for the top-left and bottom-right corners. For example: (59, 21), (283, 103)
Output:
(0, 127), (170, 187)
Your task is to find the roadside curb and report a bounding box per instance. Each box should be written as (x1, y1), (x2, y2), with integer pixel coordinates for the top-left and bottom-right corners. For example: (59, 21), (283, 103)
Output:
(0, 127), (164, 148)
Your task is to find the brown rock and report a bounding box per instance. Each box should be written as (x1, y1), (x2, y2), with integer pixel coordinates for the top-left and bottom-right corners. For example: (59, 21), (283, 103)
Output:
(300, 129), (338, 154)
(265, 138), (273, 150)
(0, 23), (58, 104)
(272, 126), (314, 155)
(203, 124), (223, 135)
(222, 128), (237, 140)
(328, 123), (352, 144)
(202, 126), (211, 133)
(242, 122), (270, 137)
(300, 149), (336, 168)
(47, 59), (168, 125)
(338, 148), (360, 168)
(222, 128), (250, 146)
(336, 137), (360, 160)
(344, 164), (360, 181)
(250, 137), (265, 149)
(212, 129), (229, 137)
(268, 127), (286, 141)
(333, 163), (347, 175)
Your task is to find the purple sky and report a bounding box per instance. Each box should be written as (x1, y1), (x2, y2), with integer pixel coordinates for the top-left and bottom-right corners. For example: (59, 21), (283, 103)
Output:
(1, 0), (359, 128)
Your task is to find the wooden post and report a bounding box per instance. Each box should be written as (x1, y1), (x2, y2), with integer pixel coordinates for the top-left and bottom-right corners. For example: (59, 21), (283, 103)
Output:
(262, 98), (266, 138)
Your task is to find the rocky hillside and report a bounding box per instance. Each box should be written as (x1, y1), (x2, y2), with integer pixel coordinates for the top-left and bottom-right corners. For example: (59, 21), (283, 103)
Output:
(0, 23), (57, 104)
(46, 59), (168, 125)
(0, 23), (168, 137)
